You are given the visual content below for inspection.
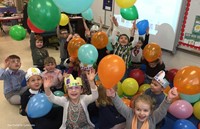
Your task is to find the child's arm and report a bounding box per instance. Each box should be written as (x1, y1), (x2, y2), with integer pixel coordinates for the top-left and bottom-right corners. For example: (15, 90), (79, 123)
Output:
(111, 16), (119, 45)
(141, 27), (150, 49)
(56, 25), (60, 38)
(82, 18), (91, 38)
(106, 15), (113, 36)
(43, 76), (53, 96)
(68, 21), (73, 34)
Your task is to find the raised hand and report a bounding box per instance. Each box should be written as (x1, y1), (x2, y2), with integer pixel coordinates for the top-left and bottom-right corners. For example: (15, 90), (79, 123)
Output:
(43, 76), (53, 89)
(86, 68), (96, 82)
(106, 88), (116, 98)
(167, 87), (178, 102)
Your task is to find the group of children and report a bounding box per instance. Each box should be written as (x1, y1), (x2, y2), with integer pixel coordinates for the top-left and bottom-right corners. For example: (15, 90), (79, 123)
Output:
(0, 16), (179, 129)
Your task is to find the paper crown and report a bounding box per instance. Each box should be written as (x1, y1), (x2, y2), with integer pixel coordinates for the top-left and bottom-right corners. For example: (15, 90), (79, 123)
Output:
(154, 70), (169, 88)
(80, 63), (93, 71)
(25, 67), (41, 81)
(90, 25), (99, 31)
(64, 74), (82, 88)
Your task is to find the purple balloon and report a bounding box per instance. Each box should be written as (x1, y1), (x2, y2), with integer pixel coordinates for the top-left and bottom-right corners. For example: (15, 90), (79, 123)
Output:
(168, 100), (193, 119)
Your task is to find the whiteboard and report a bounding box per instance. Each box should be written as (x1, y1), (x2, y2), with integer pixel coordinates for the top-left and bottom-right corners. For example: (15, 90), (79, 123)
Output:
(113, 0), (186, 52)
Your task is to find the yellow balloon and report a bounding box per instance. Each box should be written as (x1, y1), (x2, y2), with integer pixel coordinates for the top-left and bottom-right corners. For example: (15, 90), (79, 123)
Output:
(116, 0), (136, 8)
(59, 13), (69, 26)
(122, 78), (139, 96)
(139, 84), (150, 93)
(193, 101), (200, 120)
(117, 82), (123, 97)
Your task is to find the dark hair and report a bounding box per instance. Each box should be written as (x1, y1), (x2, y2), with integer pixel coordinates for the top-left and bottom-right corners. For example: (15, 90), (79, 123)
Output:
(35, 35), (43, 41)
(138, 37), (144, 43)
(6, 55), (20, 60)
(118, 34), (130, 42)
(44, 57), (56, 65)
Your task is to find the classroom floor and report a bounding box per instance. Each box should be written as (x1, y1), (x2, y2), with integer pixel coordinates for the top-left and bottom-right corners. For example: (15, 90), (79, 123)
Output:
(0, 29), (200, 129)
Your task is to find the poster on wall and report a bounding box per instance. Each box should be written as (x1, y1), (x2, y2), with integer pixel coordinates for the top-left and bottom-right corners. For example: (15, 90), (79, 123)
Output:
(103, 0), (113, 11)
(179, 0), (200, 50)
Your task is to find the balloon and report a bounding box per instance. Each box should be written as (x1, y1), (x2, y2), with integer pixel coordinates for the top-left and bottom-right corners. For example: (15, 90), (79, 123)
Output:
(27, 93), (53, 118)
(67, 37), (86, 58)
(120, 6), (138, 21)
(129, 69), (145, 85)
(136, 20), (149, 35)
(117, 82), (123, 97)
(9, 25), (26, 41)
(122, 98), (131, 107)
(28, 0), (61, 31)
(91, 31), (108, 49)
(193, 101), (200, 120)
(54, 91), (65, 96)
(81, 8), (93, 21)
(174, 66), (200, 95)
(163, 85), (171, 95)
(180, 93), (200, 103)
(143, 43), (162, 62)
(166, 68), (178, 82)
(116, 0), (136, 8)
(53, 0), (94, 14)
(122, 78), (139, 96)
(139, 84), (150, 93)
(173, 120), (197, 129)
(168, 100), (193, 119)
(27, 18), (44, 33)
(78, 44), (98, 64)
(98, 55), (126, 89)
(59, 13), (69, 26)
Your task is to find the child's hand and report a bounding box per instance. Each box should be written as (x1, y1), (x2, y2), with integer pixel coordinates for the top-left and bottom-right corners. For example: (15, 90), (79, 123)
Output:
(112, 16), (118, 27)
(43, 76), (53, 89)
(85, 29), (91, 37)
(106, 88), (116, 98)
(146, 27), (149, 34)
(4, 58), (10, 69)
(86, 68), (96, 82)
(63, 70), (70, 78)
(167, 87), (178, 102)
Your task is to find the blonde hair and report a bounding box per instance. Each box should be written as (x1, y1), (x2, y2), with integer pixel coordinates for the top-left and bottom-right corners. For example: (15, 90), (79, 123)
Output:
(97, 85), (113, 107)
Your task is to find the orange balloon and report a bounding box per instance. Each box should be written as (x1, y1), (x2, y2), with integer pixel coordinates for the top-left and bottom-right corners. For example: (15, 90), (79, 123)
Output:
(164, 85), (171, 95)
(122, 97), (131, 107)
(91, 31), (108, 49)
(143, 43), (162, 62)
(98, 55), (126, 89)
(67, 37), (86, 58)
(174, 66), (200, 95)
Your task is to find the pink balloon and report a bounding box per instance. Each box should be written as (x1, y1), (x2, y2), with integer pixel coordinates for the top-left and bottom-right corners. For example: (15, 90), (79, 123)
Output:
(168, 100), (193, 119)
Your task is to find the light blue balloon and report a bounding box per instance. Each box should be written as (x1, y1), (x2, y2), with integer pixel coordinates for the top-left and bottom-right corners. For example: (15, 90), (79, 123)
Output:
(53, 0), (95, 14)
(136, 20), (149, 35)
(27, 93), (53, 118)
(81, 8), (93, 21)
(78, 44), (98, 64)
(180, 93), (200, 103)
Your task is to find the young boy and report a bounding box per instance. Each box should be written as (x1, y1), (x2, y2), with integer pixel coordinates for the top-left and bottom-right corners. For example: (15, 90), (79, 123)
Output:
(145, 70), (169, 109)
(31, 35), (49, 71)
(0, 55), (27, 105)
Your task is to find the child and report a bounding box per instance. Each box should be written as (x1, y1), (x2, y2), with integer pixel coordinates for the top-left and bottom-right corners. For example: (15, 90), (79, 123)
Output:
(56, 23), (73, 67)
(144, 70), (169, 109)
(106, 86), (178, 129)
(96, 85), (126, 129)
(20, 67), (63, 129)
(44, 69), (98, 129)
(31, 35), (49, 71)
(0, 55), (27, 105)
(42, 57), (63, 92)
(141, 57), (165, 84)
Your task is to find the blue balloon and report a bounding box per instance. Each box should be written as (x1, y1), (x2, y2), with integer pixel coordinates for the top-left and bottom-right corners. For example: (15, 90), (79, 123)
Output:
(136, 20), (149, 35)
(27, 93), (53, 118)
(53, 0), (95, 14)
(180, 93), (200, 103)
(81, 8), (93, 21)
(78, 44), (98, 64)
(173, 120), (197, 129)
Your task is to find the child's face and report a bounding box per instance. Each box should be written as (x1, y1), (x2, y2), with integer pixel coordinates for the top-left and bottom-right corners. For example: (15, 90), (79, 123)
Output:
(148, 60), (159, 68)
(44, 63), (56, 72)
(134, 100), (151, 122)
(150, 79), (164, 94)
(136, 41), (143, 48)
(35, 40), (43, 48)
(27, 75), (42, 91)
(119, 35), (129, 46)
(8, 58), (21, 70)
(60, 31), (68, 38)
(67, 86), (83, 102)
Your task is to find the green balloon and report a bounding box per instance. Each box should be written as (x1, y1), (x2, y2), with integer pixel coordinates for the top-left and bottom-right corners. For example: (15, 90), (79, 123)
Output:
(9, 25), (27, 41)
(28, 0), (61, 31)
(54, 91), (65, 97)
(120, 5), (138, 20)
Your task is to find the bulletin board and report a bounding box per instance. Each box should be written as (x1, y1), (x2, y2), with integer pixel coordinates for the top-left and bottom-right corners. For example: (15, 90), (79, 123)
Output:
(178, 0), (200, 53)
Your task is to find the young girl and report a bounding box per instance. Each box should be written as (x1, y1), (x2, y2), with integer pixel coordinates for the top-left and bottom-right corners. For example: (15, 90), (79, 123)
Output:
(106, 87), (178, 129)
(31, 35), (49, 71)
(42, 57), (63, 92)
(20, 67), (63, 129)
(96, 85), (126, 129)
(44, 69), (98, 129)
